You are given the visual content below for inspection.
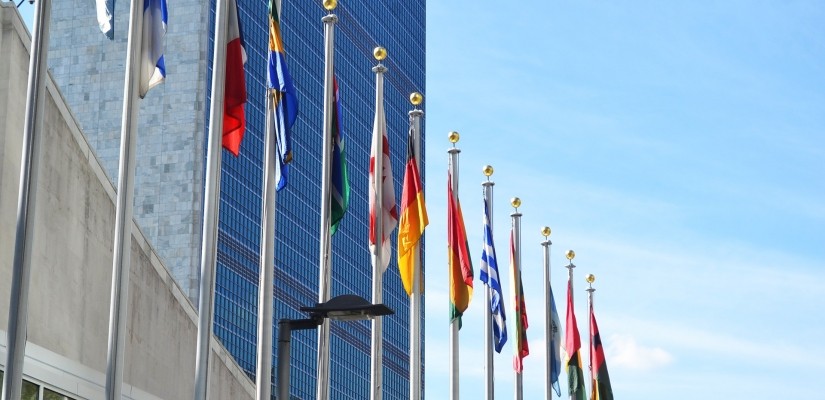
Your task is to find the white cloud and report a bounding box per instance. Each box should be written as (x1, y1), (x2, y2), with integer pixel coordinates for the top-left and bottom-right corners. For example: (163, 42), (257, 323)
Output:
(605, 333), (674, 371)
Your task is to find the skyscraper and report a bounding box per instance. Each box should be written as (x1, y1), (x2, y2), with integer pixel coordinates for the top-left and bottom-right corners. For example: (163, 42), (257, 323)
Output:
(48, 1), (425, 398)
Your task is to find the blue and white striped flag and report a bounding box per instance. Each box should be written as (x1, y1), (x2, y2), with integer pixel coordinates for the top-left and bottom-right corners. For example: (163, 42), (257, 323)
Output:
(95, 0), (115, 39)
(480, 199), (507, 353)
(139, 0), (168, 97)
(550, 286), (562, 396)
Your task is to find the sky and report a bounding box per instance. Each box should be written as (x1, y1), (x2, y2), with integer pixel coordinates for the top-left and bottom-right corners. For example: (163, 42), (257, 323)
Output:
(424, 1), (825, 399)
(15, 0), (825, 399)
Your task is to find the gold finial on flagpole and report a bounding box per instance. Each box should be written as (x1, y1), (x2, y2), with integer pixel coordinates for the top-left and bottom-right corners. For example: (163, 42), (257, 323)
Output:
(585, 273), (595, 284)
(541, 226), (551, 238)
(566, 249), (576, 260)
(410, 92), (423, 106)
(510, 197), (521, 210)
(323, 0), (337, 11)
(373, 46), (387, 61)
(448, 131), (460, 146)
(482, 165), (494, 180)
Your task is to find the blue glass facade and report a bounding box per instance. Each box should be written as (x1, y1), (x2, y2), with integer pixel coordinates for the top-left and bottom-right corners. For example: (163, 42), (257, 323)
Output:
(207, 2), (425, 398)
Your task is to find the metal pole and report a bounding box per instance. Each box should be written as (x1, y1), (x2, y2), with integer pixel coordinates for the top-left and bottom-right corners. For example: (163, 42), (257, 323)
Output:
(277, 319), (321, 400)
(370, 60), (387, 400)
(408, 107), (424, 400)
(193, 0), (229, 397)
(542, 234), (552, 400)
(276, 319), (292, 400)
(447, 146), (460, 400)
(587, 282), (595, 398)
(315, 12), (337, 400)
(104, 0), (145, 397)
(482, 179), (495, 400)
(1, 1), (51, 398)
(511, 208), (523, 400)
(255, 92), (278, 400)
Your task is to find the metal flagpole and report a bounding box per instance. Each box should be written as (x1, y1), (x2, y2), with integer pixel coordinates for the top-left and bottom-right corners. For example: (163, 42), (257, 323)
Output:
(585, 274), (595, 397)
(255, 91), (278, 400)
(564, 250), (576, 400)
(370, 47), (388, 400)
(408, 93), (424, 400)
(541, 227), (552, 400)
(104, 0), (146, 397)
(510, 198), (523, 400)
(193, 0), (230, 397)
(315, 3), (337, 398)
(1, 1), (51, 399)
(447, 132), (461, 400)
(482, 167), (495, 400)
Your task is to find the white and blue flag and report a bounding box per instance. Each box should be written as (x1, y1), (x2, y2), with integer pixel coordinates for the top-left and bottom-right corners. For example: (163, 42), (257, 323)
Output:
(96, 0), (115, 39)
(480, 199), (507, 353)
(139, 0), (168, 97)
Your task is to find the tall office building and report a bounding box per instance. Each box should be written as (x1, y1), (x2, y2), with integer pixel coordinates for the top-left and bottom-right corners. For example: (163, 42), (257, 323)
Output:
(48, 1), (425, 399)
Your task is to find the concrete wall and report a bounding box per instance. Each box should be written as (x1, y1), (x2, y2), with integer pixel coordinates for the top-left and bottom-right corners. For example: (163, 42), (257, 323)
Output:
(0, 3), (254, 399)
(48, 0), (212, 301)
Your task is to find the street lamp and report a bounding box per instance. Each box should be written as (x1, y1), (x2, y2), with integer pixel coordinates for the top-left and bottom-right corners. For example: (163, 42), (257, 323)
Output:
(276, 294), (394, 399)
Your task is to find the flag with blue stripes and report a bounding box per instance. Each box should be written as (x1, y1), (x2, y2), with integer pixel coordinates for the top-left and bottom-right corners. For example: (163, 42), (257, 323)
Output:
(139, 0), (168, 97)
(480, 199), (507, 353)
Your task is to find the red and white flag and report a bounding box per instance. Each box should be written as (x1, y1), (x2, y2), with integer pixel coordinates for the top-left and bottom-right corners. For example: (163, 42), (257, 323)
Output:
(222, 0), (247, 156)
(369, 78), (397, 271)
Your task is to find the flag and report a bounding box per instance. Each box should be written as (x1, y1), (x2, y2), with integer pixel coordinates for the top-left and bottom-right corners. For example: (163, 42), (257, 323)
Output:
(510, 231), (529, 372)
(268, 0), (298, 189)
(221, 0), (248, 156)
(95, 0), (114, 39)
(138, 0), (168, 97)
(368, 77), (397, 271)
(590, 306), (614, 400)
(397, 131), (428, 295)
(330, 78), (349, 234)
(479, 199), (506, 352)
(550, 287), (562, 397)
(447, 172), (473, 327)
(565, 280), (588, 400)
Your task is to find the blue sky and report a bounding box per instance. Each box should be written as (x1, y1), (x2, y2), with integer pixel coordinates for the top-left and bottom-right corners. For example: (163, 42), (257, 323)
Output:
(424, 1), (824, 399)
(16, 0), (825, 398)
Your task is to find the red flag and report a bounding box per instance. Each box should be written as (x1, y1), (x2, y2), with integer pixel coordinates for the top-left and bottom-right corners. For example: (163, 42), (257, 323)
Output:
(447, 172), (473, 325)
(221, 0), (247, 156)
(511, 231), (529, 372)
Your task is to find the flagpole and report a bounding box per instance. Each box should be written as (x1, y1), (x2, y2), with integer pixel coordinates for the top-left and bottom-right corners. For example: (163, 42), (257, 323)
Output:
(541, 227), (552, 399)
(564, 250), (576, 400)
(482, 166), (495, 400)
(447, 132), (461, 400)
(255, 91), (278, 400)
(102, 0), (147, 397)
(1, 1), (51, 399)
(193, 0), (230, 397)
(315, 3), (337, 398)
(585, 274), (595, 398)
(510, 198), (523, 400)
(370, 46), (389, 400)
(409, 93), (424, 400)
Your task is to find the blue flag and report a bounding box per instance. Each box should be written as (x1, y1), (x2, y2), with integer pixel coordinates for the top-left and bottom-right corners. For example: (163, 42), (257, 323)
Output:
(268, 0), (298, 190)
(550, 286), (562, 396)
(480, 199), (507, 352)
(139, 0), (168, 97)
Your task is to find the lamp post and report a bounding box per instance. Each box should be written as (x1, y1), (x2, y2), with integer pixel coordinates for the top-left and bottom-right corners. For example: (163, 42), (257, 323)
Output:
(277, 295), (394, 400)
